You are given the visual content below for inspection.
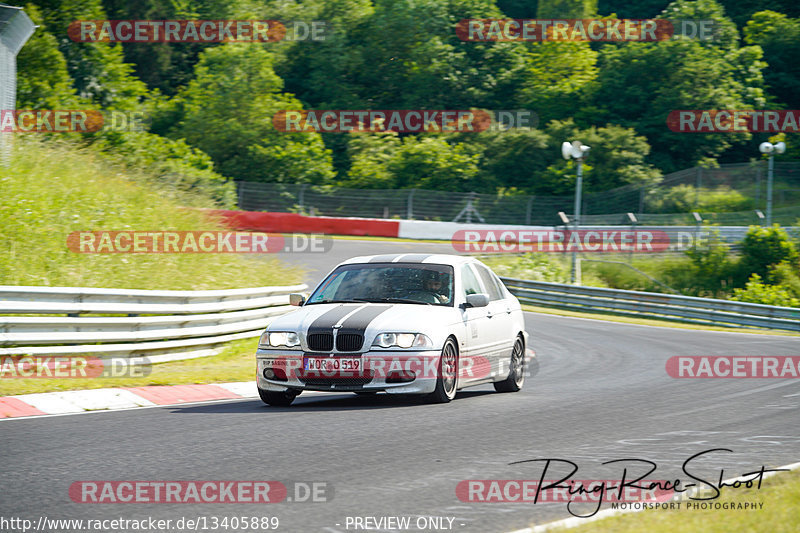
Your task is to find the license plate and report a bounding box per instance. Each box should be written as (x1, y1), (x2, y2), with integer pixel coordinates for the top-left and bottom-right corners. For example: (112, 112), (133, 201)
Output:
(303, 357), (362, 372)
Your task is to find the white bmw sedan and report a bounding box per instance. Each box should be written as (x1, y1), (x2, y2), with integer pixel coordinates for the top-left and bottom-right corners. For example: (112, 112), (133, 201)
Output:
(256, 254), (531, 406)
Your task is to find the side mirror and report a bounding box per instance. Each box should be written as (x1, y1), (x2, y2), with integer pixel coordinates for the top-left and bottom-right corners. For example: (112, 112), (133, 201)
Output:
(289, 293), (307, 306)
(464, 293), (489, 308)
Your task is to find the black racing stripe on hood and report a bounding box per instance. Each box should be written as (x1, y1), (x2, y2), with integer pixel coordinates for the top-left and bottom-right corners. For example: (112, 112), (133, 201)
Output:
(307, 305), (362, 335)
(337, 304), (392, 335)
(396, 254), (432, 263)
(368, 254), (401, 263)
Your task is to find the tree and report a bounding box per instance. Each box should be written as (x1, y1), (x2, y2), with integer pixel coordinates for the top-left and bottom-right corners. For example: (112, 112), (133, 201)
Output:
(342, 132), (480, 191)
(169, 44), (335, 184)
(744, 11), (800, 108)
(27, 0), (148, 110)
(541, 119), (661, 192)
(15, 4), (82, 109)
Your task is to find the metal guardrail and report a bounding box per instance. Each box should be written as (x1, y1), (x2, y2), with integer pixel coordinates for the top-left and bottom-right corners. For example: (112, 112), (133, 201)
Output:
(501, 277), (800, 332)
(0, 284), (306, 361)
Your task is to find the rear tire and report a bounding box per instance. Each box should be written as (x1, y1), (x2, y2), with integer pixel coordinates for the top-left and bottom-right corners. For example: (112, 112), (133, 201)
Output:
(494, 336), (525, 393)
(258, 387), (299, 407)
(427, 338), (458, 403)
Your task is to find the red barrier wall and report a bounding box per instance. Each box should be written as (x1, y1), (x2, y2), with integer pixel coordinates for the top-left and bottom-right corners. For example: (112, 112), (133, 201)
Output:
(205, 209), (400, 238)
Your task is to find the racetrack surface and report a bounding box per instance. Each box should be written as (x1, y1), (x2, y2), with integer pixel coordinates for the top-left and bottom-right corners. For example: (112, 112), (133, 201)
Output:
(2, 240), (798, 532)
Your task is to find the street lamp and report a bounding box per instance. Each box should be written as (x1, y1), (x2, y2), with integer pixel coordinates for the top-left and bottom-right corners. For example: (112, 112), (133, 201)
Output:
(561, 140), (591, 285)
(758, 141), (786, 226)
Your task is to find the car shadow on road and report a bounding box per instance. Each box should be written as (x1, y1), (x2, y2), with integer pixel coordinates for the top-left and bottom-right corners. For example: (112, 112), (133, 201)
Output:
(164, 389), (498, 414)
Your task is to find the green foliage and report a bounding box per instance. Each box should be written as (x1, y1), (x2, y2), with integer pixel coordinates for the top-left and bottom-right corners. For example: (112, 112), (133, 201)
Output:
(537, 0), (597, 18)
(169, 44), (335, 184)
(91, 130), (236, 207)
(738, 225), (800, 283)
(15, 4), (82, 109)
(27, 0), (148, 110)
(646, 184), (755, 213)
(526, 119), (660, 195)
(342, 132), (480, 191)
(744, 11), (800, 108)
(660, 231), (737, 297)
(481, 253), (570, 283)
(470, 129), (551, 193)
(597, 0), (670, 18)
(731, 274), (800, 306)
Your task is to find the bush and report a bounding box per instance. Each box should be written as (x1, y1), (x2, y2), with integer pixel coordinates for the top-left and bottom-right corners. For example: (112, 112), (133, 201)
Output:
(662, 231), (738, 297)
(647, 184), (755, 214)
(731, 274), (800, 307)
(737, 225), (800, 285)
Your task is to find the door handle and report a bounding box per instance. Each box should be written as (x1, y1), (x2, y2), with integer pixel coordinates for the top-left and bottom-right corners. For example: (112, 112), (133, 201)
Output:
(486, 312), (493, 318)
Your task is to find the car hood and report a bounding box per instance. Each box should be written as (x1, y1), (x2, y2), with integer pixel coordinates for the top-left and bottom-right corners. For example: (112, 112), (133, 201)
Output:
(267, 302), (459, 349)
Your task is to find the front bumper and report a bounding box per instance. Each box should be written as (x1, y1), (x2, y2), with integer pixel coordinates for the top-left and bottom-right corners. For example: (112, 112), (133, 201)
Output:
(256, 349), (443, 394)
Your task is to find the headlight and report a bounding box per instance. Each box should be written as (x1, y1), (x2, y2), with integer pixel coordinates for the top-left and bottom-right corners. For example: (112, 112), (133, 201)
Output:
(372, 333), (433, 349)
(259, 331), (300, 348)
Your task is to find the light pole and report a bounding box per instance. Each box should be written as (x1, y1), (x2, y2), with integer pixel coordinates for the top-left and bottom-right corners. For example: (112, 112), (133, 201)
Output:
(758, 141), (786, 226)
(561, 141), (591, 285)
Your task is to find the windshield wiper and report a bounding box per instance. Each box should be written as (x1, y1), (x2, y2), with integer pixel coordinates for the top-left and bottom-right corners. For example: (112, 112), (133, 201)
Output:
(306, 298), (373, 305)
(362, 297), (432, 305)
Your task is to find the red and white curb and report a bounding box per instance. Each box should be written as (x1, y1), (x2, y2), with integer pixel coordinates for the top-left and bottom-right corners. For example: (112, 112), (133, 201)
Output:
(0, 381), (261, 420)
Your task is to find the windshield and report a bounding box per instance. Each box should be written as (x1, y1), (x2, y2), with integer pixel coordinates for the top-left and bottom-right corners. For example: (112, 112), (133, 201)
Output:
(307, 263), (455, 306)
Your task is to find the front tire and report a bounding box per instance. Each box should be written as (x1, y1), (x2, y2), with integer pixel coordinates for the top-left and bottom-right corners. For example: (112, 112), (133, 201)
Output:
(427, 338), (458, 403)
(258, 387), (299, 407)
(494, 336), (525, 393)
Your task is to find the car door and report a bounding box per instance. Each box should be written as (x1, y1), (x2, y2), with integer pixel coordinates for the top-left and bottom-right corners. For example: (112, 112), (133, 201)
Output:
(472, 263), (515, 378)
(458, 264), (493, 384)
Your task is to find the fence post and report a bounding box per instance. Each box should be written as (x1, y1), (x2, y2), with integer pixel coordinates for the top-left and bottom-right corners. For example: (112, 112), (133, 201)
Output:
(526, 196), (535, 225)
(0, 6), (35, 167)
(694, 167), (702, 208)
(298, 183), (308, 214)
(407, 189), (415, 220)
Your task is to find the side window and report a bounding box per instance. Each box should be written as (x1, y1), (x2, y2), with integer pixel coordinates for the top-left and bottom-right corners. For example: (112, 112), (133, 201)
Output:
(491, 272), (509, 298)
(461, 265), (483, 297)
(474, 264), (504, 301)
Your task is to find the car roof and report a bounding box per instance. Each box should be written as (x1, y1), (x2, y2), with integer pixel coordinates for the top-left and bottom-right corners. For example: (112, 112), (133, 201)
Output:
(339, 253), (476, 267)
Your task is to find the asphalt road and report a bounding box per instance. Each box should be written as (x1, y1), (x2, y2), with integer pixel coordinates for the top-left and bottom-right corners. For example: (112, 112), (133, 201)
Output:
(2, 240), (799, 533)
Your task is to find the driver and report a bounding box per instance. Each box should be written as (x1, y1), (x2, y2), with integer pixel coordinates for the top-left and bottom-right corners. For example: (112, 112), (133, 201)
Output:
(422, 271), (449, 304)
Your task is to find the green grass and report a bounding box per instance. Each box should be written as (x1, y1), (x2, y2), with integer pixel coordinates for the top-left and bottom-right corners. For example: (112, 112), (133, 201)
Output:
(0, 338), (259, 396)
(0, 136), (301, 289)
(547, 468), (800, 533)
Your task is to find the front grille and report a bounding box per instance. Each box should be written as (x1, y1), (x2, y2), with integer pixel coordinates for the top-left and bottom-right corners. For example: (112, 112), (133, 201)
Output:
(300, 373), (374, 387)
(307, 333), (333, 352)
(336, 333), (363, 352)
